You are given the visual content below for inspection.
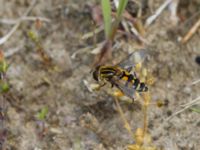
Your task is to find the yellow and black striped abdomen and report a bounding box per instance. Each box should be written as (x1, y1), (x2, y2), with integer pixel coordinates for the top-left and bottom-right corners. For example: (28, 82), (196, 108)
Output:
(135, 81), (148, 92)
(120, 71), (148, 92)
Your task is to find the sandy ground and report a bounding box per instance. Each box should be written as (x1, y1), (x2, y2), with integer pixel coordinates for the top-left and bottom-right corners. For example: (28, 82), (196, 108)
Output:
(0, 0), (200, 150)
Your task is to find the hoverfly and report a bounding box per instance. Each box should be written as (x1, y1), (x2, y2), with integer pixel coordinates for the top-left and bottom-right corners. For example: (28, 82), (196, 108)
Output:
(92, 49), (148, 100)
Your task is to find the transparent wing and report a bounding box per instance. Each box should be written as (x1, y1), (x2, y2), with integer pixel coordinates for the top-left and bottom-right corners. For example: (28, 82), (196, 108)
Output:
(117, 49), (147, 70)
(111, 77), (135, 100)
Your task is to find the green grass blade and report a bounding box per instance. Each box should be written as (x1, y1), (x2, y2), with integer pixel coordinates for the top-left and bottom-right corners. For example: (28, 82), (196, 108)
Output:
(101, 0), (112, 38)
(109, 0), (128, 40)
(116, 0), (128, 18)
(190, 107), (200, 113)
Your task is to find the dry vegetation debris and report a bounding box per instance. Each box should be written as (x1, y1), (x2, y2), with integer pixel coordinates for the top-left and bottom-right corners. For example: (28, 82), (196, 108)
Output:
(0, 0), (200, 149)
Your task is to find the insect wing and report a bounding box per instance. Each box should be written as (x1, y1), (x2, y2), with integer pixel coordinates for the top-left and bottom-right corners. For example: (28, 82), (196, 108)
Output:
(111, 77), (135, 99)
(117, 49), (147, 70)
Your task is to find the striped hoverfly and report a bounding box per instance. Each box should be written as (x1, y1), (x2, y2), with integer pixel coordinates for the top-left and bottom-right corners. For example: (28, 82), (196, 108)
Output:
(92, 49), (148, 100)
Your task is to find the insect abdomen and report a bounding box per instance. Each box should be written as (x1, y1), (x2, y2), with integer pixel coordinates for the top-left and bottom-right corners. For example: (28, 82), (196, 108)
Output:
(135, 81), (148, 92)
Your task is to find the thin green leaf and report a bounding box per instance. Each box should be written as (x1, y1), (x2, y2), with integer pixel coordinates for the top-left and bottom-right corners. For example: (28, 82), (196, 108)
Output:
(101, 0), (112, 38)
(0, 82), (9, 93)
(0, 59), (9, 73)
(37, 106), (49, 120)
(190, 107), (200, 113)
(116, 0), (128, 19)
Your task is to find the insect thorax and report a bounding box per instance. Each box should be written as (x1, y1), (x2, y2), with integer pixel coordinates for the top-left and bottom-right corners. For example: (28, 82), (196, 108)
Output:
(99, 66), (121, 80)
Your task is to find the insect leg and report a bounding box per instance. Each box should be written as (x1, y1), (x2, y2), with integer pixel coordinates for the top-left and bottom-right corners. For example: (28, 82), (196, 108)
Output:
(126, 66), (132, 72)
(99, 82), (106, 88)
(94, 82), (106, 91)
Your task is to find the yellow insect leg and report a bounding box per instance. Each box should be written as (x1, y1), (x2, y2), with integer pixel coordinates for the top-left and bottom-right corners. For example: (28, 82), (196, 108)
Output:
(113, 90), (124, 97)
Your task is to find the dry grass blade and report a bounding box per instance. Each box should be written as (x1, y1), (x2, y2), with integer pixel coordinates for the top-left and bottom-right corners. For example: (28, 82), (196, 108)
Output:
(181, 96), (200, 108)
(81, 26), (104, 40)
(166, 96), (200, 121)
(181, 18), (200, 44)
(4, 46), (23, 58)
(114, 97), (135, 141)
(168, 0), (179, 25)
(145, 0), (173, 27)
(0, 16), (50, 25)
(191, 79), (200, 85)
(0, 0), (38, 45)
(92, 40), (112, 67)
(129, 22), (149, 44)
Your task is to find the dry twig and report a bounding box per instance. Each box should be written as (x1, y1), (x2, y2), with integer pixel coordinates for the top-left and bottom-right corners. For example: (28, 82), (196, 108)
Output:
(0, 0), (38, 45)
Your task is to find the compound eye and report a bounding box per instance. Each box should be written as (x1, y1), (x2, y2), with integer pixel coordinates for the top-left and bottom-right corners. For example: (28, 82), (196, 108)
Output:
(93, 70), (99, 81)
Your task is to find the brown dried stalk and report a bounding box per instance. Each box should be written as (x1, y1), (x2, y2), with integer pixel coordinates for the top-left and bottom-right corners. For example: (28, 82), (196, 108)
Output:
(181, 18), (200, 44)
